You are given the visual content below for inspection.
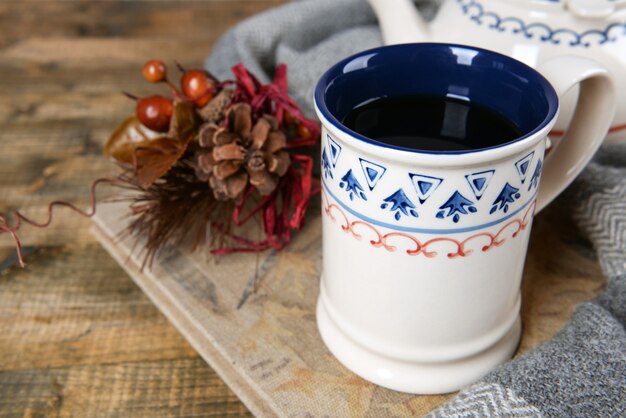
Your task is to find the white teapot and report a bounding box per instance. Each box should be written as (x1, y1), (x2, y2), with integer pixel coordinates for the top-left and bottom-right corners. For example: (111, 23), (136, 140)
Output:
(368, 0), (626, 143)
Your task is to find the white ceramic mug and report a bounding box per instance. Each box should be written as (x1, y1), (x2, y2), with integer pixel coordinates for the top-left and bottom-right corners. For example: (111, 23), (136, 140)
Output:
(314, 43), (615, 394)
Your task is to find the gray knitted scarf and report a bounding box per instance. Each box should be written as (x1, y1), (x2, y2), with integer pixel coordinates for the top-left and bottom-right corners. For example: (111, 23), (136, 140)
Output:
(206, 1), (626, 415)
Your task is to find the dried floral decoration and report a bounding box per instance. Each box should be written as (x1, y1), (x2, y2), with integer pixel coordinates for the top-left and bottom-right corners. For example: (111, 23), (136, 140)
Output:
(0, 61), (320, 268)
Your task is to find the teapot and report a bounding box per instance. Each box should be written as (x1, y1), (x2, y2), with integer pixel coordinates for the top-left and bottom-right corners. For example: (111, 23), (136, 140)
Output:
(367, 0), (626, 144)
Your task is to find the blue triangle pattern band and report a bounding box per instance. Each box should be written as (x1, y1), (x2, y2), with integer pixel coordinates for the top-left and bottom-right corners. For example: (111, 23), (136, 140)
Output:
(473, 177), (486, 190)
(358, 158), (387, 191)
(515, 151), (535, 184)
(465, 170), (495, 200)
(409, 173), (444, 203)
(327, 134), (342, 167)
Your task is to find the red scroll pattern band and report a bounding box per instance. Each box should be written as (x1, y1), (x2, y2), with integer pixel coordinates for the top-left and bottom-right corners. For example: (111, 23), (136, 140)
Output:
(322, 192), (536, 259)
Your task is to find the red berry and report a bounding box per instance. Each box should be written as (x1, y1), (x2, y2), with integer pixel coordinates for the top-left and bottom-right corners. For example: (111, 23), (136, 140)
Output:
(297, 123), (312, 139)
(181, 69), (214, 107)
(136, 95), (173, 132)
(142, 60), (167, 83)
(283, 111), (297, 126)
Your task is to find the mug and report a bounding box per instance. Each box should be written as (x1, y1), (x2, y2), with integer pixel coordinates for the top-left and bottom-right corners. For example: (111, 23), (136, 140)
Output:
(313, 43), (615, 394)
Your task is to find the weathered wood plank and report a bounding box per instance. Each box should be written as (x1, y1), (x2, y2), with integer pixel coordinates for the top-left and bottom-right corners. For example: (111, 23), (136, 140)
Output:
(2, 38), (221, 68)
(0, 245), (196, 371)
(0, 359), (252, 418)
(0, 1), (282, 48)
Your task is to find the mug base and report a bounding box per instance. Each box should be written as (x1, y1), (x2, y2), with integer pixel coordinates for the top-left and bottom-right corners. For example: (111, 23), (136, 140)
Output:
(316, 294), (522, 395)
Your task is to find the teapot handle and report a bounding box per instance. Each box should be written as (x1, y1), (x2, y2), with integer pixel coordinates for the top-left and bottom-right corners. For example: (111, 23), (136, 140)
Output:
(535, 56), (615, 212)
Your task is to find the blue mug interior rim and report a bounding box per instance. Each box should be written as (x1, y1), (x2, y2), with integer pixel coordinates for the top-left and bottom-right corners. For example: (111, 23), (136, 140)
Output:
(314, 43), (559, 155)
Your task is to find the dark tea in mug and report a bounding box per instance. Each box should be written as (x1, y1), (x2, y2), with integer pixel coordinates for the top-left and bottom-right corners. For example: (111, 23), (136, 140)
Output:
(342, 95), (522, 152)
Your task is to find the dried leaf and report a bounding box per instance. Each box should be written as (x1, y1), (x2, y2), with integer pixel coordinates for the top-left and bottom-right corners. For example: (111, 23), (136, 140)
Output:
(169, 101), (200, 144)
(104, 116), (162, 168)
(108, 102), (200, 188)
(133, 137), (188, 188)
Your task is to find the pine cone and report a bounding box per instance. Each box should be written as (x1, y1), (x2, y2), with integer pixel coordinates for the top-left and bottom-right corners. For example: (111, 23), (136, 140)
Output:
(195, 103), (290, 200)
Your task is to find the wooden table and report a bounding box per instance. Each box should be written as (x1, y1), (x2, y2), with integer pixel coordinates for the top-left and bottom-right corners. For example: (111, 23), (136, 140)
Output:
(0, 2), (284, 416)
(0, 1), (606, 417)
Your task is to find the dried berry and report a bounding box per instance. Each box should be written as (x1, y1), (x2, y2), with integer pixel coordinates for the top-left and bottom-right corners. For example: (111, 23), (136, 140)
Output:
(142, 60), (167, 83)
(297, 123), (313, 139)
(181, 69), (214, 107)
(136, 95), (173, 133)
(283, 111), (297, 126)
